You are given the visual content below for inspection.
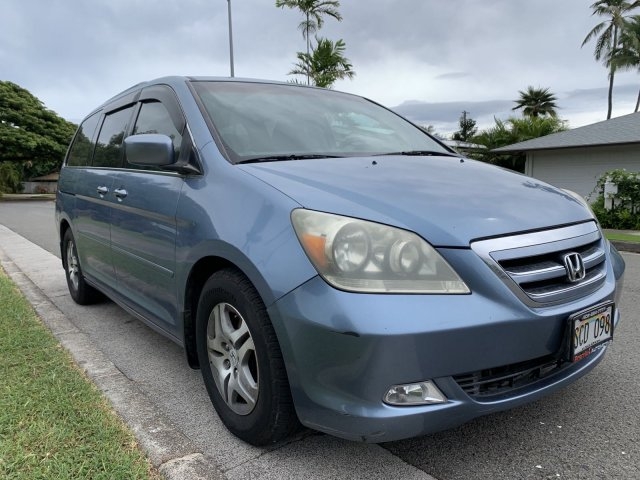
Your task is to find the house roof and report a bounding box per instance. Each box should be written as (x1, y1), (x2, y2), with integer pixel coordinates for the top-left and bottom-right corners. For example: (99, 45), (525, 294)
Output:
(493, 112), (640, 153)
(29, 172), (59, 181)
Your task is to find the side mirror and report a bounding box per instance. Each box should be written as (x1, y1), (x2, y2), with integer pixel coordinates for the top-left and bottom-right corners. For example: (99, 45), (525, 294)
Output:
(124, 134), (175, 167)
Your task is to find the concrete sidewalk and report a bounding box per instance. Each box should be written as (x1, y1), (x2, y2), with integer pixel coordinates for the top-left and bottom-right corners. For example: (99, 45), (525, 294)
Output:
(0, 224), (436, 480)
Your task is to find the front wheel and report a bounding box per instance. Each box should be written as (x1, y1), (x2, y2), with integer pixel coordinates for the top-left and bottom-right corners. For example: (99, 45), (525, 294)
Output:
(195, 269), (299, 445)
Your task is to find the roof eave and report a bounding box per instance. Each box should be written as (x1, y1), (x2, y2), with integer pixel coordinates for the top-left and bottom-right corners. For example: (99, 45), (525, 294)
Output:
(492, 140), (640, 153)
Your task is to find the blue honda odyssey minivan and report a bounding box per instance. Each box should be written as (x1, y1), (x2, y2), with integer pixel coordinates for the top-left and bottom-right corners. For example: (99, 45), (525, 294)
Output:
(55, 77), (625, 445)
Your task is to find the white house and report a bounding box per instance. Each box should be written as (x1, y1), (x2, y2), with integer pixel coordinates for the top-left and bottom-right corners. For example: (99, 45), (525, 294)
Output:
(493, 112), (640, 201)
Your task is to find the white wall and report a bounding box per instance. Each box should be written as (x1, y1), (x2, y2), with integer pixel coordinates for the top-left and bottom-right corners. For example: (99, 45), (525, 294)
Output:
(22, 181), (58, 194)
(525, 144), (640, 202)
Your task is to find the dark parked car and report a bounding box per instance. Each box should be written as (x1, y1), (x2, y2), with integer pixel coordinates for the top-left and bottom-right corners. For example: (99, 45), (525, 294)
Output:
(55, 77), (625, 445)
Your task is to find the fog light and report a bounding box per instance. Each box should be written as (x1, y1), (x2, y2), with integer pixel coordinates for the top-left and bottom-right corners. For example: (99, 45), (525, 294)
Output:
(384, 381), (447, 406)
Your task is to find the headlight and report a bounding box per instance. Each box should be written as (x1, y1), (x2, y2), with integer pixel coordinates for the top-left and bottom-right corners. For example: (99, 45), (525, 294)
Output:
(291, 209), (470, 294)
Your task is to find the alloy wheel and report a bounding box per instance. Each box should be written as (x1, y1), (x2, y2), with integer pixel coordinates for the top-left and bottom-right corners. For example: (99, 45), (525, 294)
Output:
(66, 240), (79, 292)
(206, 302), (259, 415)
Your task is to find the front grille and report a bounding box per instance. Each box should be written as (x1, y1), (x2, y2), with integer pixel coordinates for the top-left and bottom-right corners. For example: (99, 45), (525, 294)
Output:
(453, 355), (568, 400)
(471, 222), (607, 306)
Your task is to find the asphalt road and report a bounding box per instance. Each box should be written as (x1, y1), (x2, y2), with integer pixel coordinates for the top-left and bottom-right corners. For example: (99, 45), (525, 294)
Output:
(0, 200), (60, 256)
(1, 200), (638, 480)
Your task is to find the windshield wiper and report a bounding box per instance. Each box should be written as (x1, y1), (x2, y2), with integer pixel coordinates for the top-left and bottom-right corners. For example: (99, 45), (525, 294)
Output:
(373, 150), (458, 157)
(237, 154), (343, 164)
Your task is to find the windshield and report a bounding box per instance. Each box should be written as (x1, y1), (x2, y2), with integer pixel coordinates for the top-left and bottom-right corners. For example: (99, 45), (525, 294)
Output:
(191, 81), (451, 163)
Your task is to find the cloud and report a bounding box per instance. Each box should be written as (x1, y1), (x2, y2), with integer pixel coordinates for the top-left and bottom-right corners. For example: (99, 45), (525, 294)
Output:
(393, 99), (512, 123)
(435, 73), (471, 80)
(392, 82), (639, 134)
(1, 0), (637, 131)
(392, 99), (513, 134)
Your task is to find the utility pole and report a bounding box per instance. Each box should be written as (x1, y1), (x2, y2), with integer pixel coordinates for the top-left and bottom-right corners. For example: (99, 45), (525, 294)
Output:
(227, 0), (235, 77)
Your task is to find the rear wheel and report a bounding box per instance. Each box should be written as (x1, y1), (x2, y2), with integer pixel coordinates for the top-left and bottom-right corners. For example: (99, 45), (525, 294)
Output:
(62, 229), (101, 305)
(195, 268), (299, 445)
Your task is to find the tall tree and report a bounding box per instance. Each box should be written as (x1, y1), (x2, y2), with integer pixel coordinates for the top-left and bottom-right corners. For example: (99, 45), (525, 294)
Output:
(289, 37), (355, 88)
(582, 0), (640, 119)
(0, 81), (76, 182)
(275, 0), (342, 83)
(452, 111), (477, 141)
(512, 86), (559, 118)
(611, 15), (640, 111)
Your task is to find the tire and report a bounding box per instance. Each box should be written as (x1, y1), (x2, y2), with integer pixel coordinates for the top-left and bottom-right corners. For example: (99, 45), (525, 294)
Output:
(195, 268), (299, 445)
(62, 229), (101, 305)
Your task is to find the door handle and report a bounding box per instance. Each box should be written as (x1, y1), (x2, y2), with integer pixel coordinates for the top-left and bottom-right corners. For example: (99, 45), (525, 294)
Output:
(97, 186), (109, 196)
(114, 188), (128, 200)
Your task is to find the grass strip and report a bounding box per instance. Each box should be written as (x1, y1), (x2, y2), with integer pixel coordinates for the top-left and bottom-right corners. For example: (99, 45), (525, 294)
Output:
(0, 269), (159, 480)
(605, 232), (640, 244)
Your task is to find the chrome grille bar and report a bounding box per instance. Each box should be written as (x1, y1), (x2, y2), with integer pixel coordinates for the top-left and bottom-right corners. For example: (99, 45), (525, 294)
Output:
(471, 222), (607, 306)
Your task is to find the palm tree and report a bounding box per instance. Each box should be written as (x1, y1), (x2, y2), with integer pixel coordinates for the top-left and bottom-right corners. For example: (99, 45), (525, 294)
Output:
(512, 87), (559, 118)
(611, 15), (640, 111)
(275, 0), (342, 60)
(582, 0), (640, 119)
(289, 37), (354, 88)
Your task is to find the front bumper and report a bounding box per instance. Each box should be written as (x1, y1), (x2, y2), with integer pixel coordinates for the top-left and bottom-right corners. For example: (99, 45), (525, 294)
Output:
(267, 246), (623, 443)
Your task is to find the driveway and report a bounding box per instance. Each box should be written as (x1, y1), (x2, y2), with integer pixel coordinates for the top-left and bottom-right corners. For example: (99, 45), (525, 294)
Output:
(1, 200), (638, 480)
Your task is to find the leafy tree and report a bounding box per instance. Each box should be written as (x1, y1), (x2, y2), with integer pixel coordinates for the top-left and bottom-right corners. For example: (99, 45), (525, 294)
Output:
(611, 15), (640, 111)
(417, 125), (446, 139)
(451, 111), (477, 141)
(0, 81), (76, 182)
(0, 162), (22, 194)
(289, 37), (355, 88)
(512, 86), (559, 118)
(507, 116), (568, 138)
(419, 124), (437, 135)
(470, 118), (521, 169)
(471, 116), (567, 172)
(582, 0), (640, 119)
(276, 0), (342, 83)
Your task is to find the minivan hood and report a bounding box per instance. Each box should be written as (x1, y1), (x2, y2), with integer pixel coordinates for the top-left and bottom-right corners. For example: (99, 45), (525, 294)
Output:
(239, 156), (593, 247)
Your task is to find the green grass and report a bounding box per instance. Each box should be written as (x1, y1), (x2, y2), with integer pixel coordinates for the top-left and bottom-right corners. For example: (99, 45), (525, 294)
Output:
(605, 232), (640, 244)
(0, 270), (159, 480)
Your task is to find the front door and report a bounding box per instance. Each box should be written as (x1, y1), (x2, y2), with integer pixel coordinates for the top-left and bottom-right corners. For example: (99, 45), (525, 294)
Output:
(109, 90), (187, 335)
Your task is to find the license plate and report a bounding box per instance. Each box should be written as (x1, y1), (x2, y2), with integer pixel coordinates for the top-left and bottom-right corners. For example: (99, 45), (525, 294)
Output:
(570, 302), (614, 362)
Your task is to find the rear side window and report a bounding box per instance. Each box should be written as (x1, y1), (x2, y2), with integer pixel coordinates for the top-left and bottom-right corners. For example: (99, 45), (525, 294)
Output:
(93, 106), (135, 168)
(66, 112), (100, 166)
(131, 101), (182, 162)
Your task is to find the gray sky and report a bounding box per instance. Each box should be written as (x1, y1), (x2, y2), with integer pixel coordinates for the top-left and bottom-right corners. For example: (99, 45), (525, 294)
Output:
(2, 0), (639, 134)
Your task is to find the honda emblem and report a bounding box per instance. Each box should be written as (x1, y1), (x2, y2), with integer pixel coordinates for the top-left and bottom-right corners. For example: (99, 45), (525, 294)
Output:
(563, 252), (586, 283)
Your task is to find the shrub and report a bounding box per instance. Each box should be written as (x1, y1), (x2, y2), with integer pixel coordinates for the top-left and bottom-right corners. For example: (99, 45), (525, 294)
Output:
(590, 169), (640, 229)
(0, 162), (22, 194)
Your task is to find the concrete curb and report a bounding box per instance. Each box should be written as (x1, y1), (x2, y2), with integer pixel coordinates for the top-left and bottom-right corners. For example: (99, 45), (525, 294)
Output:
(0, 245), (226, 480)
(0, 193), (56, 201)
(610, 240), (640, 254)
